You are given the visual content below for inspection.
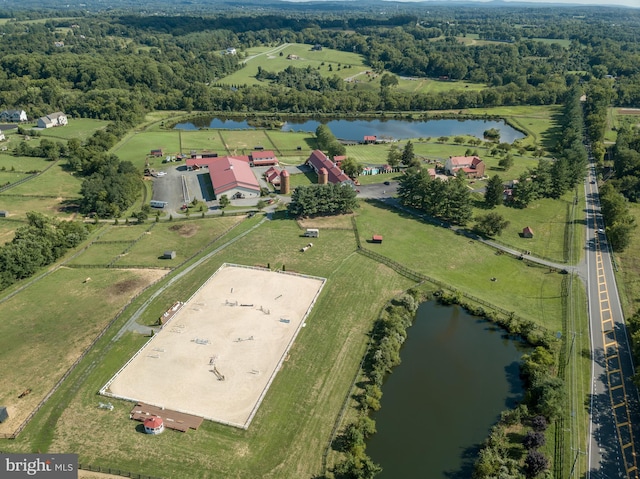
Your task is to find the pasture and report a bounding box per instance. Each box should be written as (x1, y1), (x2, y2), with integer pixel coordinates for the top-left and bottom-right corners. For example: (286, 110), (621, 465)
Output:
(355, 201), (565, 329)
(3, 214), (414, 479)
(0, 266), (167, 435)
(472, 191), (580, 264)
(220, 43), (368, 87)
(112, 130), (182, 170)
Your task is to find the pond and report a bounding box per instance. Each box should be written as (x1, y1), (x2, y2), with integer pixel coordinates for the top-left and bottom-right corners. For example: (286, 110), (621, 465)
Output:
(174, 117), (525, 143)
(366, 302), (527, 478)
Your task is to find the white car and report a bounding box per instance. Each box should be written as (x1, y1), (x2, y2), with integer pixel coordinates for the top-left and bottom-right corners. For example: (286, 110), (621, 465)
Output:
(156, 171), (167, 177)
(597, 228), (604, 234)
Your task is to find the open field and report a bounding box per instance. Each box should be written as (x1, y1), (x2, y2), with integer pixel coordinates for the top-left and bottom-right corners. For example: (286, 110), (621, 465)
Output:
(103, 265), (326, 428)
(0, 219), (25, 243)
(355, 201), (565, 329)
(112, 130), (182, 170)
(475, 191), (579, 264)
(36, 119), (110, 141)
(0, 267), (167, 435)
(68, 217), (244, 269)
(3, 218), (414, 478)
(614, 202), (640, 317)
(114, 218), (244, 268)
(218, 130), (277, 154)
(0, 193), (78, 221)
(4, 162), (81, 198)
(0, 155), (52, 173)
(220, 43), (368, 87)
(177, 129), (227, 153)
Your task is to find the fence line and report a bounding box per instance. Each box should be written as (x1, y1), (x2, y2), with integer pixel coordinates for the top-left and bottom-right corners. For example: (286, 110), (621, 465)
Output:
(0, 159), (60, 193)
(78, 463), (164, 479)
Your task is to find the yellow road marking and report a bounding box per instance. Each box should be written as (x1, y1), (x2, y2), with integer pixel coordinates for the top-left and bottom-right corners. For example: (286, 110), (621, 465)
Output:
(596, 238), (638, 478)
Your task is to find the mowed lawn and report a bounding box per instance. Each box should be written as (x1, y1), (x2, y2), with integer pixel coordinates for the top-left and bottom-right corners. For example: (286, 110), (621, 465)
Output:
(355, 201), (565, 330)
(113, 130), (182, 170)
(477, 192), (581, 264)
(36, 119), (110, 141)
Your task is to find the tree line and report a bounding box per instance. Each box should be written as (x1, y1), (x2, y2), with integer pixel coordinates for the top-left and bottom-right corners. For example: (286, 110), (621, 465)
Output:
(0, 212), (88, 292)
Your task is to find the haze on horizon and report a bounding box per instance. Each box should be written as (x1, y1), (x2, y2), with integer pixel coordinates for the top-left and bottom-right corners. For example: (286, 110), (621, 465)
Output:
(285, 0), (638, 8)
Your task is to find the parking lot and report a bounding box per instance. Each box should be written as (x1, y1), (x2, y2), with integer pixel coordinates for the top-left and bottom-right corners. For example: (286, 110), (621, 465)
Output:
(149, 162), (308, 215)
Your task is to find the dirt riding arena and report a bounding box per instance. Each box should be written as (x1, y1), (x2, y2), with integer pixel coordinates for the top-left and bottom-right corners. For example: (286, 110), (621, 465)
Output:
(101, 264), (325, 429)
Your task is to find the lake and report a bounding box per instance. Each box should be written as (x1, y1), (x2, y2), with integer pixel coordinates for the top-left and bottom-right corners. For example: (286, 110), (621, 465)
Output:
(366, 302), (527, 478)
(174, 117), (525, 143)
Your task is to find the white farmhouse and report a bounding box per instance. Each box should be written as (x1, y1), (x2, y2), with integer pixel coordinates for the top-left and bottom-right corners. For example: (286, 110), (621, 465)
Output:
(37, 112), (68, 129)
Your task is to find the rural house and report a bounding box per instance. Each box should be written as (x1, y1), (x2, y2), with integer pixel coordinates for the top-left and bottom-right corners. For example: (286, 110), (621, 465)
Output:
(0, 109), (27, 122)
(522, 226), (534, 238)
(37, 112), (68, 129)
(444, 156), (486, 178)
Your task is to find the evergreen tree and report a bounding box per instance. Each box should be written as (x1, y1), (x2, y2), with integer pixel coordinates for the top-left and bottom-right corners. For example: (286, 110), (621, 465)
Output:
(484, 175), (504, 208)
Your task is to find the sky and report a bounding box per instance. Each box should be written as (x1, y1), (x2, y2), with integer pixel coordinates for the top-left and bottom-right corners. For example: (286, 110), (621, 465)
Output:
(286, 0), (639, 8)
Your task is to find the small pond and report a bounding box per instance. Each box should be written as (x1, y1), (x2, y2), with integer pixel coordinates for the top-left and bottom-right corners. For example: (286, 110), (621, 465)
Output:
(366, 302), (527, 478)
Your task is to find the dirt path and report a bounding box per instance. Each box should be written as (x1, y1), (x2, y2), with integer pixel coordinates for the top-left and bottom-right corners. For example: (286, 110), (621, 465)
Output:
(242, 43), (290, 64)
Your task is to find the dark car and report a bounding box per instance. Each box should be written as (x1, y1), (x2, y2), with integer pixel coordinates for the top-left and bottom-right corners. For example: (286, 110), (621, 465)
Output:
(383, 181), (390, 186)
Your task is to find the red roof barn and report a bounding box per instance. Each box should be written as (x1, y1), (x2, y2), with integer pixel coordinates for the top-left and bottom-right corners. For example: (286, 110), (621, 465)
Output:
(522, 226), (534, 238)
(306, 150), (354, 187)
(185, 156), (260, 199)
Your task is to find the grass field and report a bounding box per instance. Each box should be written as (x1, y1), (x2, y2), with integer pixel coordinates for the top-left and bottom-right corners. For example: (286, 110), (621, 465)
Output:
(0, 193), (78, 221)
(218, 130), (277, 154)
(0, 266), (167, 434)
(0, 155), (52, 173)
(355, 201), (565, 329)
(36, 119), (110, 141)
(220, 43), (368, 87)
(476, 192), (579, 264)
(112, 130), (182, 170)
(614, 202), (640, 317)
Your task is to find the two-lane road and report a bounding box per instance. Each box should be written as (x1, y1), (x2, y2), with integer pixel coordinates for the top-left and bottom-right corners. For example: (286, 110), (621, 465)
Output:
(586, 165), (640, 479)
